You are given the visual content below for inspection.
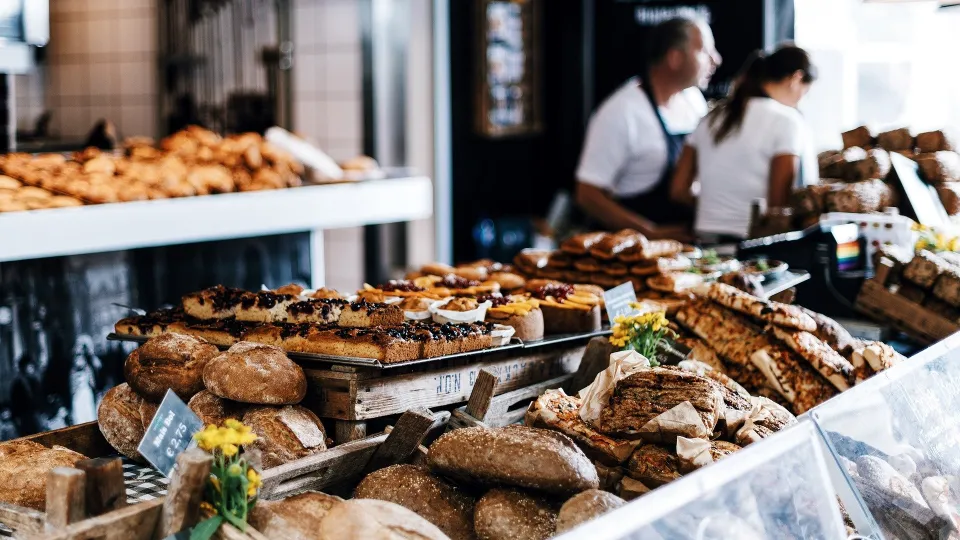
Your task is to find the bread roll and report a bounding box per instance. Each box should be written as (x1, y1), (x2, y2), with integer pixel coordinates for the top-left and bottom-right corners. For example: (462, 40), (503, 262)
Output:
(917, 151), (960, 184)
(318, 499), (450, 540)
(473, 489), (556, 540)
(355, 464), (476, 540)
(97, 383), (155, 461)
(554, 489), (626, 534)
(125, 333), (219, 401)
(877, 128), (914, 152)
(916, 130), (955, 153)
(841, 126), (873, 150)
(187, 390), (247, 427)
(242, 405), (328, 469)
(427, 426), (599, 495)
(249, 491), (342, 537)
(938, 183), (960, 215)
(203, 342), (306, 405)
(0, 441), (87, 510)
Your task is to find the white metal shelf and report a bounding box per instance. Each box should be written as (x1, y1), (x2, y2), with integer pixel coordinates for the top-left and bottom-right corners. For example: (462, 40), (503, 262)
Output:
(0, 176), (433, 264)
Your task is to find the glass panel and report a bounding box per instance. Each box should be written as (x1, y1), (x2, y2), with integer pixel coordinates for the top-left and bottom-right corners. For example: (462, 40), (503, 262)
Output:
(554, 421), (848, 540)
(811, 331), (960, 539)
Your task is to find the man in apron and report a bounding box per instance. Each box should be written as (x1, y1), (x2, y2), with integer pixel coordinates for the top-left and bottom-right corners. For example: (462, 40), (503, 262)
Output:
(575, 15), (721, 240)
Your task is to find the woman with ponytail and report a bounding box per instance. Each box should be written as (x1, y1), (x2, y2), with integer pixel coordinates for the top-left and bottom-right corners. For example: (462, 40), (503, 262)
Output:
(670, 44), (818, 241)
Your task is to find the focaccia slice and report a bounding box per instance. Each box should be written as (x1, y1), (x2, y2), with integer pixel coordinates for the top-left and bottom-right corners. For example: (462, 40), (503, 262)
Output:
(770, 326), (855, 391)
(182, 285), (247, 319)
(338, 300), (404, 328)
(114, 309), (186, 337)
(234, 291), (299, 322)
(707, 283), (817, 331)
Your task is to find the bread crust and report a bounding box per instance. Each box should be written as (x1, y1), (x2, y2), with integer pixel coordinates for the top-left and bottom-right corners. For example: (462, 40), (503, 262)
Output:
(125, 333), (219, 401)
(0, 440), (87, 510)
(249, 491), (342, 536)
(474, 488), (556, 540)
(242, 405), (328, 469)
(203, 342), (306, 404)
(555, 489), (626, 534)
(98, 383), (152, 461)
(355, 464), (477, 540)
(318, 498), (450, 540)
(427, 426), (599, 495)
(188, 390), (248, 427)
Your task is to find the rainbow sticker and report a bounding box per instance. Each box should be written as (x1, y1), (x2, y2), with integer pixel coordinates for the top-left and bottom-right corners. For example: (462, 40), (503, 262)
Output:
(836, 240), (860, 271)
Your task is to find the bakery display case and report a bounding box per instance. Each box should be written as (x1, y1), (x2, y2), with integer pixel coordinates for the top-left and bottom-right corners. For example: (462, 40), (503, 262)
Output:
(554, 420), (849, 540)
(810, 330), (960, 539)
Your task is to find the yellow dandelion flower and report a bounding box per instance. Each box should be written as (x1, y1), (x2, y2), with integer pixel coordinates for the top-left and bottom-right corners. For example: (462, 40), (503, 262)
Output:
(209, 475), (221, 493)
(227, 463), (243, 476)
(222, 443), (239, 458)
(247, 484), (258, 498)
(224, 419), (244, 430)
(247, 469), (262, 488)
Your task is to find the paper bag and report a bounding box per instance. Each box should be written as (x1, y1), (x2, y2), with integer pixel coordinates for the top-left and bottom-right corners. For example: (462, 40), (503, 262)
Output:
(637, 401), (710, 444)
(578, 350), (651, 424)
(676, 436), (714, 473)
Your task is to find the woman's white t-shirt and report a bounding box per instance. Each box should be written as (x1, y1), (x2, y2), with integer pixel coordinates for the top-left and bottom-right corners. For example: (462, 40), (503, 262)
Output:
(577, 77), (708, 198)
(687, 98), (818, 238)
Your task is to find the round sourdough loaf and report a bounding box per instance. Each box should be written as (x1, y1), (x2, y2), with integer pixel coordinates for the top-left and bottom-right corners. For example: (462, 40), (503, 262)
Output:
(317, 499), (450, 540)
(427, 426), (599, 495)
(125, 333), (219, 401)
(0, 440), (87, 510)
(203, 342), (306, 404)
(187, 390), (247, 427)
(554, 489), (626, 534)
(242, 405), (328, 469)
(354, 464), (476, 540)
(97, 383), (155, 461)
(473, 488), (557, 540)
(249, 491), (342, 537)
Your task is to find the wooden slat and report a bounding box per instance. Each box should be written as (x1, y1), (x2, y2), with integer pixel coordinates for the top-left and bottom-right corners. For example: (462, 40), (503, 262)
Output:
(76, 458), (127, 517)
(365, 409), (434, 473)
(448, 409), (487, 431)
(259, 433), (389, 499)
(856, 279), (960, 344)
(21, 422), (114, 458)
(307, 345), (583, 420)
(482, 374), (572, 427)
(0, 501), (45, 535)
(157, 449), (212, 539)
(45, 468), (86, 531)
(28, 498), (164, 540)
(566, 336), (613, 395)
(334, 421), (368, 445)
(464, 369), (498, 421)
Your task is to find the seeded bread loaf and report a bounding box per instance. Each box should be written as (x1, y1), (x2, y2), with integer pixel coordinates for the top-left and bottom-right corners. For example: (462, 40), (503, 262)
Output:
(554, 489), (626, 534)
(473, 488), (557, 540)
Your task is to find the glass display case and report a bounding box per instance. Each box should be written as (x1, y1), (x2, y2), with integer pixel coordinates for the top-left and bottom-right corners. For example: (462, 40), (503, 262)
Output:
(555, 421), (849, 540)
(811, 331), (960, 540)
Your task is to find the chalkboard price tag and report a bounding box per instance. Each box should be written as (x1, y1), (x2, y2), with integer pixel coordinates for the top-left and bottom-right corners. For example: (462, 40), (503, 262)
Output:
(137, 389), (204, 477)
(603, 282), (640, 322)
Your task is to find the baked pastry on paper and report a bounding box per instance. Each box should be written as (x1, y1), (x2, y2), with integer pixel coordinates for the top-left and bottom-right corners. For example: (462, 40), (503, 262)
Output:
(770, 326), (855, 391)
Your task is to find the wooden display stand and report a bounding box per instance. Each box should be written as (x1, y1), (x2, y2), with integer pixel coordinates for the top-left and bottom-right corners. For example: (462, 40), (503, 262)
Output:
(0, 409), (442, 539)
(855, 259), (960, 345)
(304, 339), (587, 444)
(449, 337), (613, 430)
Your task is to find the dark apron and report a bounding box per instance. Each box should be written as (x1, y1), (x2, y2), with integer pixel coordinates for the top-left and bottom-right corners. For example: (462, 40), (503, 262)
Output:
(616, 80), (694, 225)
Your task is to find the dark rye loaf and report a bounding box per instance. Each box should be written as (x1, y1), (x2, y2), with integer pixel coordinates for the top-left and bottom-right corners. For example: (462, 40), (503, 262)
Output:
(427, 426), (599, 495)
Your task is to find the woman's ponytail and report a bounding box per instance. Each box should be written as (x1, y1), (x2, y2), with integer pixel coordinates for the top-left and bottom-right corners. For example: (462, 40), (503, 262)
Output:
(708, 45), (816, 144)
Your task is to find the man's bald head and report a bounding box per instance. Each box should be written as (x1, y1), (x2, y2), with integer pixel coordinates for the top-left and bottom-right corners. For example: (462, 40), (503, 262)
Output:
(646, 16), (721, 90)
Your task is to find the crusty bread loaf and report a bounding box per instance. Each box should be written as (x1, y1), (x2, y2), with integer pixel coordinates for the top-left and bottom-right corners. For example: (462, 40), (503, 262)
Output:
(203, 342), (306, 404)
(427, 426), (599, 495)
(841, 126), (873, 150)
(249, 491), (342, 537)
(917, 130), (956, 153)
(877, 128), (914, 152)
(938, 183), (960, 215)
(355, 464), (476, 540)
(318, 498), (451, 540)
(97, 383), (155, 461)
(473, 488), (556, 540)
(125, 333), (219, 401)
(187, 390), (247, 427)
(917, 151), (960, 184)
(554, 489), (626, 534)
(242, 405), (328, 469)
(0, 440), (87, 510)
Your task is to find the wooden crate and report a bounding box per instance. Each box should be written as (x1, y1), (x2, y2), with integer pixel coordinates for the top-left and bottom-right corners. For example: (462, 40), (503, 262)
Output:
(855, 260), (960, 345)
(304, 339), (586, 443)
(4, 409), (442, 539)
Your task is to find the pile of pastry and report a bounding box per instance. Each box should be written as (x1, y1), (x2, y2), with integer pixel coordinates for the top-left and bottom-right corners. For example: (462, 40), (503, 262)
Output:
(674, 283), (903, 416)
(882, 247), (960, 324)
(98, 333), (330, 470)
(0, 174), (84, 213)
(525, 356), (796, 506)
(0, 126), (304, 212)
(514, 229), (703, 308)
(251, 424), (622, 540)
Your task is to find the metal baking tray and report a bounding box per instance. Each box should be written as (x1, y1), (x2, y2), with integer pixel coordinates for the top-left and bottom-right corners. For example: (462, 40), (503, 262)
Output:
(108, 333), (526, 370)
(519, 328), (612, 349)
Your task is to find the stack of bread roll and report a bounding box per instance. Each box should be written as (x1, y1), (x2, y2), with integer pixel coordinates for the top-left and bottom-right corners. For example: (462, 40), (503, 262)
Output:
(99, 333), (328, 469)
(252, 425), (618, 540)
(893, 249), (960, 325)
